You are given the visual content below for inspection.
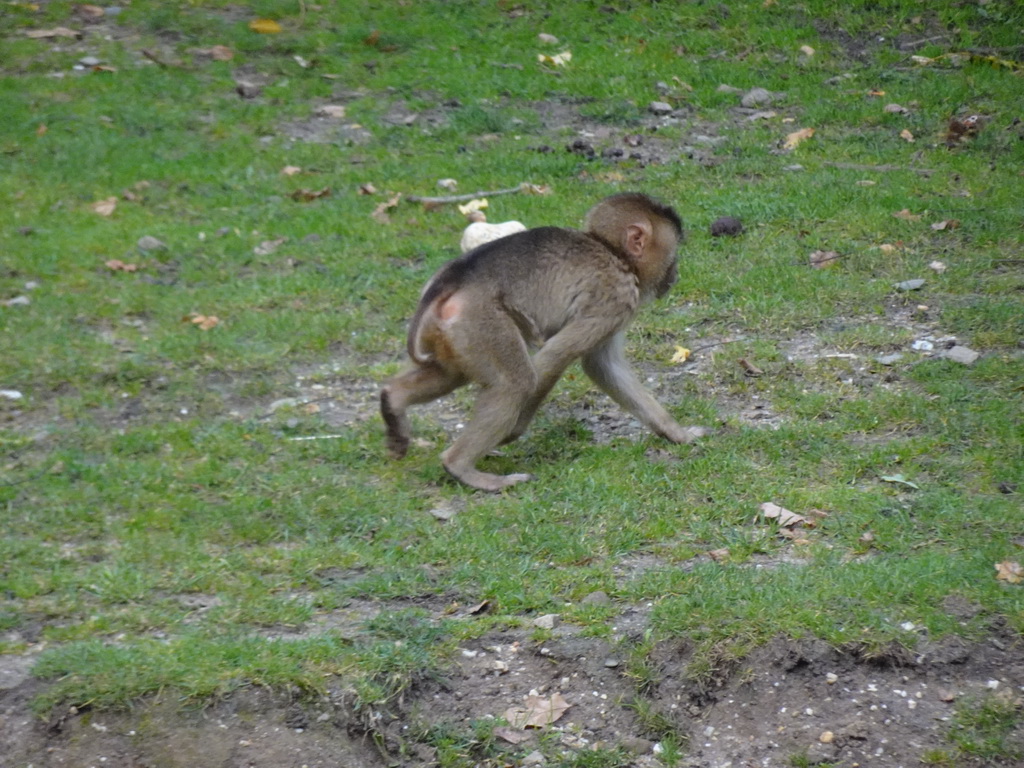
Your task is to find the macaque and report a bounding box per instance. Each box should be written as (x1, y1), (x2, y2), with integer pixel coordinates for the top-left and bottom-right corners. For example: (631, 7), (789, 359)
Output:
(381, 192), (708, 492)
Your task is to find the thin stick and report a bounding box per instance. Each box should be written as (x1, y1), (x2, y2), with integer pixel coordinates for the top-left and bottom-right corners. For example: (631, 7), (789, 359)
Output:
(406, 184), (535, 205)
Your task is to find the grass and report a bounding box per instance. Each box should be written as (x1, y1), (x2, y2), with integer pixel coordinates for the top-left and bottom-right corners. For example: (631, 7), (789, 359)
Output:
(2, 0), (1023, 763)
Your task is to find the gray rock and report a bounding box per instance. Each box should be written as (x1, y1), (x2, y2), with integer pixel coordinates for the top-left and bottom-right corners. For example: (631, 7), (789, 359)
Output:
(876, 353), (903, 366)
(581, 590), (611, 606)
(710, 216), (744, 237)
(716, 84), (743, 94)
(741, 87), (773, 108)
(533, 614), (559, 630)
(137, 235), (167, 252)
(648, 101), (674, 115)
(895, 279), (925, 291)
(943, 345), (980, 365)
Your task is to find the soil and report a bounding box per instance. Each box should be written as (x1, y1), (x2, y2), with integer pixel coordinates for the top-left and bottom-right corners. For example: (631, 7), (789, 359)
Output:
(3, 604), (1023, 767)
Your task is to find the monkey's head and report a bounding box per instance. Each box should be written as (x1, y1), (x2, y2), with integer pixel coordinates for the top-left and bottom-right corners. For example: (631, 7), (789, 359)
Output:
(584, 193), (683, 302)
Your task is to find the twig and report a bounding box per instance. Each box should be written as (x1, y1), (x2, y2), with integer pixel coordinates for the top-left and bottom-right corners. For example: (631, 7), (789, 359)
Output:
(141, 49), (189, 69)
(406, 183), (537, 205)
(824, 162), (937, 175)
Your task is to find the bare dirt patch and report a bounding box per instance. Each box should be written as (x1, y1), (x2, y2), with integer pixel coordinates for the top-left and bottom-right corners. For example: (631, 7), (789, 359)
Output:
(4, 607), (1022, 767)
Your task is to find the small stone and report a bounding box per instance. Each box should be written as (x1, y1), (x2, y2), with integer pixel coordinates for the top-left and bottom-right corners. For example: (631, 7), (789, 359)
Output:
(716, 84), (743, 94)
(911, 339), (934, 351)
(137, 235), (167, 252)
(603, 657), (621, 668)
(268, 397), (301, 412)
(825, 672), (838, 684)
(895, 279), (925, 291)
(621, 736), (654, 755)
(538, 33), (559, 45)
(876, 353), (903, 366)
(522, 750), (546, 766)
(3, 296), (30, 307)
(648, 101), (673, 115)
(79, 56), (101, 67)
(943, 345), (979, 365)
(741, 87), (773, 108)
(0, 389), (24, 400)
(783, 164), (804, 172)
(235, 81), (262, 99)
(820, 731), (834, 744)
(710, 216), (744, 237)
(581, 590), (611, 606)
(532, 614), (559, 630)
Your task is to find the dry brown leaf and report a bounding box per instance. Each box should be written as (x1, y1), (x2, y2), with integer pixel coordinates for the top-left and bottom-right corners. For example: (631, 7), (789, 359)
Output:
(253, 237), (286, 256)
(104, 259), (138, 272)
(878, 243), (898, 254)
(761, 501), (808, 528)
(494, 727), (532, 745)
(186, 314), (220, 331)
(738, 358), (764, 377)
(91, 197), (117, 217)
(995, 561), (1022, 584)
(707, 548), (730, 562)
(291, 187), (331, 202)
(783, 127), (815, 150)
(809, 250), (840, 269)
(248, 18), (282, 34)
(75, 4), (105, 19)
(209, 45), (234, 61)
(36, 124), (48, 136)
(537, 51), (572, 67)
(900, 129), (915, 142)
(931, 219), (960, 231)
(25, 27), (81, 39)
(358, 182), (378, 195)
(504, 693), (571, 729)
(868, 89), (886, 96)
(893, 208), (922, 222)
(371, 193), (401, 223)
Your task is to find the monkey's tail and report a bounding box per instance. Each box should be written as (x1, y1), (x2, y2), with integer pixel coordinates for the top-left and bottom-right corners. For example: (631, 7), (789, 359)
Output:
(406, 285), (453, 365)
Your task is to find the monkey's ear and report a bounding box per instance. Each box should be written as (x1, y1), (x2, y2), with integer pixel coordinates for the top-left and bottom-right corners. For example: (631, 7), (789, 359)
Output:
(623, 221), (651, 259)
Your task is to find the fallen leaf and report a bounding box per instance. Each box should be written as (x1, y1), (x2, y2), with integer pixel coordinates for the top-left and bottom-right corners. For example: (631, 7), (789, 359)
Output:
(707, 548), (730, 562)
(209, 45), (234, 61)
(928, 260), (947, 273)
(91, 197), (117, 216)
(494, 727), (532, 745)
(782, 127), (815, 150)
(75, 4), (105, 19)
(357, 182), (378, 195)
(671, 345), (691, 364)
(457, 198), (489, 216)
(91, 65), (117, 73)
(505, 693), (571, 729)
(363, 29), (380, 46)
(537, 51), (572, 67)
(930, 219), (960, 231)
(809, 250), (840, 269)
(760, 502), (808, 528)
(881, 474), (920, 489)
(878, 243), (898, 254)
(186, 314), (220, 331)
(36, 123), (47, 136)
(25, 27), (81, 39)
(248, 18), (282, 34)
(868, 89), (886, 96)
(281, 165), (302, 176)
(253, 237), (286, 256)
(468, 600), (491, 615)
(291, 187), (331, 202)
(315, 104), (346, 118)
(371, 193), (401, 223)
(436, 178), (458, 191)
(893, 208), (922, 222)
(104, 259), (138, 272)
(995, 561), (1023, 584)
(855, 179), (876, 186)
(900, 129), (915, 142)
(738, 358), (764, 377)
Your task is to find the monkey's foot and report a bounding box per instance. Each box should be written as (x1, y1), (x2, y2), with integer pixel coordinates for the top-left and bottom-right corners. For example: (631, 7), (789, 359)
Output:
(666, 425), (712, 444)
(380, 389), (410, 458)
(442, 460), (532, 493)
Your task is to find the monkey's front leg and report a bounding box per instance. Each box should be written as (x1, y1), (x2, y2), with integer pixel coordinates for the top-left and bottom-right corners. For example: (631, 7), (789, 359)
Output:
(581, 334), (709, 444)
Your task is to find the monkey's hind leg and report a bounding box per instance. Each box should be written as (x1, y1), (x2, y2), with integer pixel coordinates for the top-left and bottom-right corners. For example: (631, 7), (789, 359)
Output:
(381, 364), (465, 459)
